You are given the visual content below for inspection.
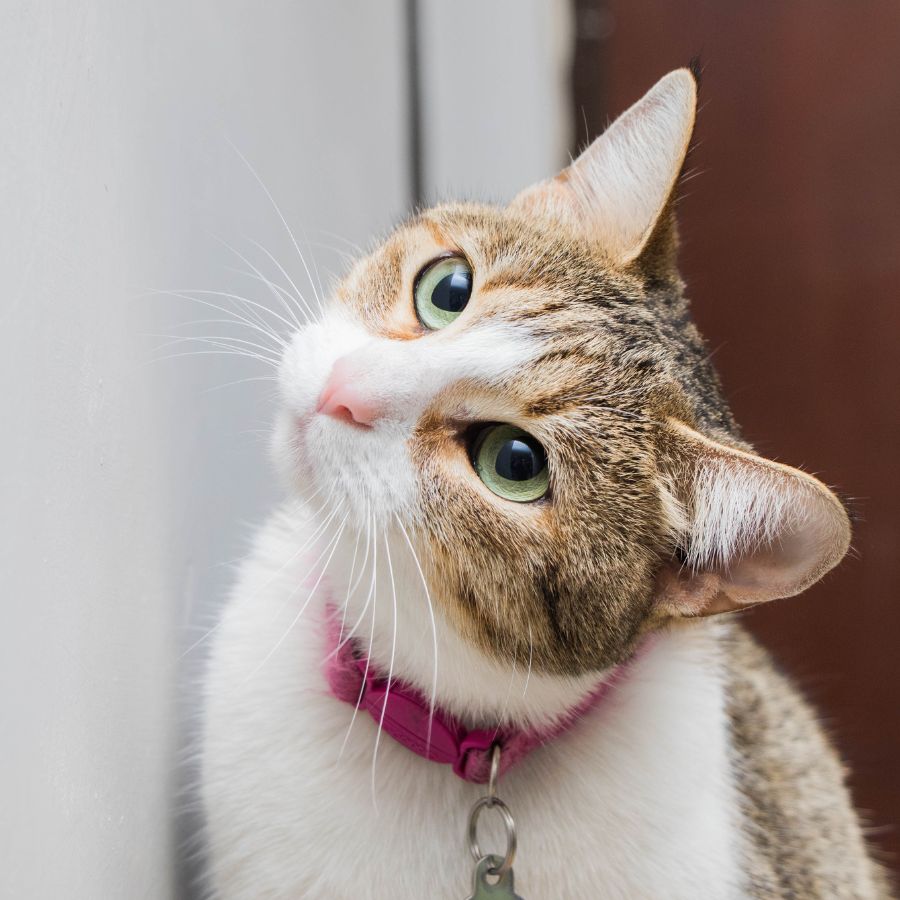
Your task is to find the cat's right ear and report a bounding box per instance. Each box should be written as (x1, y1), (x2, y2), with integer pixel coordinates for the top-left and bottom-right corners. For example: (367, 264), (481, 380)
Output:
(509, 68), (697, 268)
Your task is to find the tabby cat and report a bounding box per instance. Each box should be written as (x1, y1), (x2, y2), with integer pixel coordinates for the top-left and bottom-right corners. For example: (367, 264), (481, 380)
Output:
(201, 69), (892, 898)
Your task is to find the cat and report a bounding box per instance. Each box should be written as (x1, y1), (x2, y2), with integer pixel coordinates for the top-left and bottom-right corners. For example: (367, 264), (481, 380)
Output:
(200, 68), (893, 898)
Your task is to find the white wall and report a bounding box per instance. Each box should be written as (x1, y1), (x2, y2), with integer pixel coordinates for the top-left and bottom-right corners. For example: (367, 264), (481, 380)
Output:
(419, 0), (572, 203)
(0, 3), (409, 898)
(0, 2), (570, 897)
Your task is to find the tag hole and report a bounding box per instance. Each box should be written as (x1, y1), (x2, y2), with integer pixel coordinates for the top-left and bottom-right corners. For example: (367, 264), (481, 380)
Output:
(485, 871), (500, 886)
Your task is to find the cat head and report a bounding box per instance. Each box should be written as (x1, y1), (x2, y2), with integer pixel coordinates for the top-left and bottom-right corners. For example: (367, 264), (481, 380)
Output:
(274, 69), (850, 676)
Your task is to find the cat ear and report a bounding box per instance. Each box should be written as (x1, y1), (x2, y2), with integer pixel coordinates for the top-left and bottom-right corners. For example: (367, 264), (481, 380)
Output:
(656, 420), (851, 617)
(510, 68), (697, 266)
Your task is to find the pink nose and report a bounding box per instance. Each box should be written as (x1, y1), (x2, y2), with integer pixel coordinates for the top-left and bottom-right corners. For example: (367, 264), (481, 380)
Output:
(316, 357), (382, 428)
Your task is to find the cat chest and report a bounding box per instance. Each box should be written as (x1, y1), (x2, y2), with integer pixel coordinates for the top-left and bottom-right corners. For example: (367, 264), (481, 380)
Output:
(204, 640), (742, 899)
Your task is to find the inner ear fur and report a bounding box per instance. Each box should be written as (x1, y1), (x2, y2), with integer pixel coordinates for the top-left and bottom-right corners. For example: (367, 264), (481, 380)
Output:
(509, 68), (697, 272)
(656, 420), (851, 618)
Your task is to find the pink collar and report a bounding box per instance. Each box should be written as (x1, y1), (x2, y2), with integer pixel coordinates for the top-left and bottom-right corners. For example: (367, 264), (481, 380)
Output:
(323, 610), (638, 784)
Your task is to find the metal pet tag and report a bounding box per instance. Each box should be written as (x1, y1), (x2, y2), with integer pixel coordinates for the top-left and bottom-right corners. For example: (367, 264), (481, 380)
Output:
(466, 855), (524, 899)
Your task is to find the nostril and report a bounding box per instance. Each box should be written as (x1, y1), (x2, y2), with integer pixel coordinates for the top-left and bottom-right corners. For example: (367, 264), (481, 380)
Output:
(316, 356), (383, 427)
(329, 403), (373, 429)
(316, 383), (377, 428)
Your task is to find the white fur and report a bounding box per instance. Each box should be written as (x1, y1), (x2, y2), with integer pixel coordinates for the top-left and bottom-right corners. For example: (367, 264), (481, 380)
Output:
(273, 308), (539, 525)
(201, 290), (749, 897)
(688, 455), (797, 572)
(198, 98), (760, 889)
(202, 509), (744, 899)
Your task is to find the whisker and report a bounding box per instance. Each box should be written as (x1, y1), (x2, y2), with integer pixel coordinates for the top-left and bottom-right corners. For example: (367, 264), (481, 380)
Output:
(241, 235), (319, 324)
(371, 528), (398, 809)
(261, 506), (347, 628)
(140, 289), (284, 350)
(168, 315), (288, 350)
(148, 348), (278, 369)
(330, 502), (376, 654)
(395, 515), (438, 754)
(199, 374), (278, 395)
(260, 489), (349, 621)
(213, 234), (307, 330)
(493, 654), (517, 739)
(523, 623), (534, 698)
(225, 264), (310, 330)
(227, 139), (325, 315)
(151, 341), (279, 372)
(151, 333), (282, 362)
(311, 226), (364, 256)
(347, 499), (374, 605)
(338, 518), (364, 641)
(302, 224), (328, 312)
(245, 510), (349, 681)
(338, 511), (378, 761)
(137, 285), (275, 340)
(153, 286), (299, 336)
(144, 301), (283, 357)
(304, 239), (357, 266)
(179, 487), (338, 660)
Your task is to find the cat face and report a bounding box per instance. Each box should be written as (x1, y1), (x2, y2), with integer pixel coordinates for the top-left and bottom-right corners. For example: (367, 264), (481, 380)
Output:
(274, 70), (850, 676)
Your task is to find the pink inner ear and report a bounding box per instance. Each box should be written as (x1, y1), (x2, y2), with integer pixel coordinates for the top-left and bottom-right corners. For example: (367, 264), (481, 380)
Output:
(659, 507), (848, 618)
(722, 527), (822, 595)
(657, 421), (852, 619)
(658, 529), (820, 618)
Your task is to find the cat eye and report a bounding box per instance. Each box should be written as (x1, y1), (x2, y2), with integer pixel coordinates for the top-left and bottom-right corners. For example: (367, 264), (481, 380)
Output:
(413, 256), (473, 330)
(471, 424), (549, 503)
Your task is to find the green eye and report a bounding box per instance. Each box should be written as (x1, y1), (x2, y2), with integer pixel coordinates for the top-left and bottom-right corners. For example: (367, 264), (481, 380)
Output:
(414, 256), (473, 329)
(472, 424), (549, 503)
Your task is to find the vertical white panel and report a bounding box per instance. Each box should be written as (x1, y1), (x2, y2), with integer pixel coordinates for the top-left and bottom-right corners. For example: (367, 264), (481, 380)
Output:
(418, 0), (573, 204)
(0, 2), (408, 898)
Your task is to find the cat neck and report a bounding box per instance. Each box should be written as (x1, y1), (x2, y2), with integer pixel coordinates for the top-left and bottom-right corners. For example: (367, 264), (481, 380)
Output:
(314, 510), (651, 731)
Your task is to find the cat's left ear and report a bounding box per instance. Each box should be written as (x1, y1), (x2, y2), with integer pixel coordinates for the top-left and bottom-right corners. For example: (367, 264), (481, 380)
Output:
(510, 68), (697, 268)
(656, 420), (851, 618)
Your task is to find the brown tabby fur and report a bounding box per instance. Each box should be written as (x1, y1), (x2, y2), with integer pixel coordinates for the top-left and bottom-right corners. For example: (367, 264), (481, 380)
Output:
(341, 200), (733, 676)
(328, 69), (894, 895)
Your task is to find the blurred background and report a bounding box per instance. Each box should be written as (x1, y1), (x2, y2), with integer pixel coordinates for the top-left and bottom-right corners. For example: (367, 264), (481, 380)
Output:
(1, 1), (896, 897)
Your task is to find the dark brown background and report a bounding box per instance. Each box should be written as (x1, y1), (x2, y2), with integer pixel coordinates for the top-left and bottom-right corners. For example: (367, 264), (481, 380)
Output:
(572, 0), (900, 873)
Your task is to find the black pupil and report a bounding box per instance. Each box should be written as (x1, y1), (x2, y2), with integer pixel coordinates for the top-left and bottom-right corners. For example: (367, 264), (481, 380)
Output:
(495, 438), (545, 482)
(430, 267), (471, 313)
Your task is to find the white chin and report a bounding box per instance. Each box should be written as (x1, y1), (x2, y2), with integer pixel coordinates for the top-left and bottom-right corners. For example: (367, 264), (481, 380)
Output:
(272, 405), (418, 530)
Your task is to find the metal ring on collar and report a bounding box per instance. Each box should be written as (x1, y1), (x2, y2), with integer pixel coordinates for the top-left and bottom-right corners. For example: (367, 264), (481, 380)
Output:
(488, 743), (501, 800)
(467, 795), (517, 877)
